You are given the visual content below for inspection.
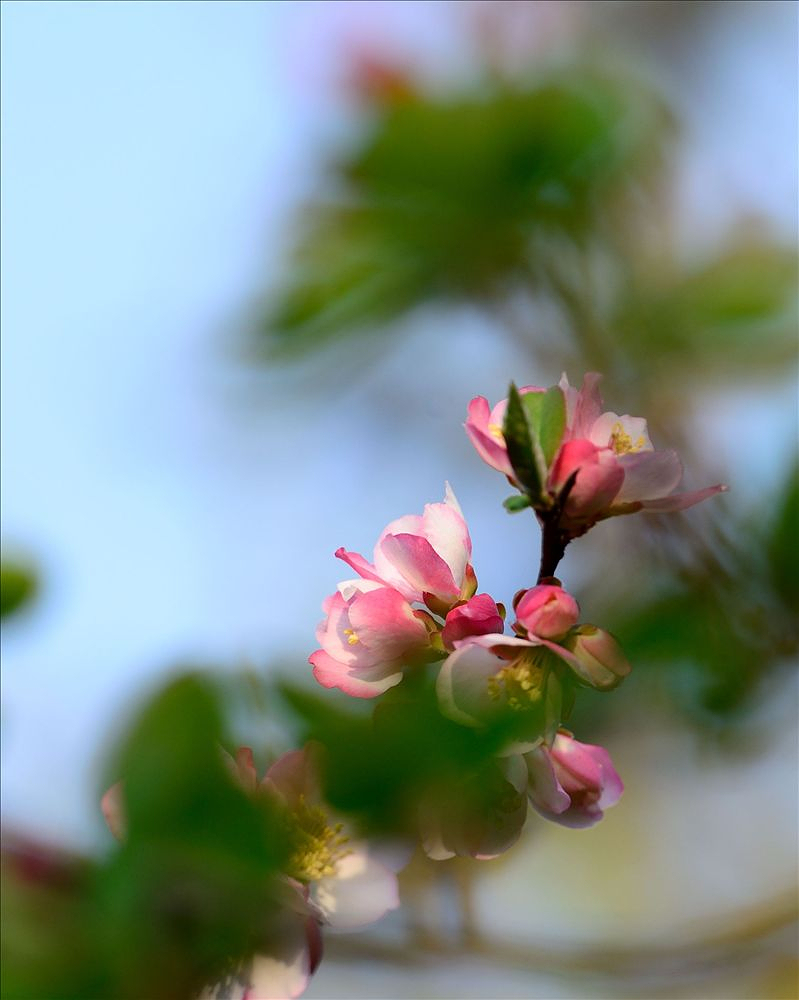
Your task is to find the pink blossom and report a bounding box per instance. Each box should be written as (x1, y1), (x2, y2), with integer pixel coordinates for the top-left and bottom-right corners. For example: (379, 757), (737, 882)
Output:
(552, 373), (727, 527)
(436, 633), (562, 730)
(309, 579), (431, 698)
(437, 601), (630, 726)
(441, 593), (504, 650)
(335, 484), (474, 608)
(515, 584), (579, 639)
(524, 732), (623, 829)
(465, 375), (727, 530)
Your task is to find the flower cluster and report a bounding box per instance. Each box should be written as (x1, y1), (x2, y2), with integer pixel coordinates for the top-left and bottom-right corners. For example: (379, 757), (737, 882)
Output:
(308, 372), (725, 862)
(102, 372), (726, 999)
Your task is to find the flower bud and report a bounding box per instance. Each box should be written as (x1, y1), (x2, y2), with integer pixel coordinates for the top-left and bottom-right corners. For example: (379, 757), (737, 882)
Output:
(515, 584), (579, 639)
(525, 732), (623, 828)
(566, 625), (631, 690)
(442, 594), (504, 650)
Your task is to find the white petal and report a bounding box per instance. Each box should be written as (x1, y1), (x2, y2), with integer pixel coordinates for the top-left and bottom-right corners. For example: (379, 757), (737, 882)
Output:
(312, 847), (399, 931)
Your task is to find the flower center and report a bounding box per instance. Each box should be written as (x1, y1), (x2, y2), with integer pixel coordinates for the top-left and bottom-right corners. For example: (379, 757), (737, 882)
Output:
(288, 798), (350, 882)
(610, 421), (646, 456)
(343, 628), (360, 646)
(487, 652), (546, 710)
(487, 423), (505, 442)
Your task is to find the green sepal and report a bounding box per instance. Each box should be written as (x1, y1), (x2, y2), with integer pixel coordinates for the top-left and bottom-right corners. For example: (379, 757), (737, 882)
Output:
(502, 382), (543, 500)
(521, 385), (566, 467)
(542, 667), (563, 745)
(503, 494), (532, 513)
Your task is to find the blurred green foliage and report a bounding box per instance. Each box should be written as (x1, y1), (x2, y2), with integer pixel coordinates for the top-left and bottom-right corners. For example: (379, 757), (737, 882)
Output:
(0, 561), (38, 620)
(2, 675), (291, 1000)
(263, 71), (670, 355)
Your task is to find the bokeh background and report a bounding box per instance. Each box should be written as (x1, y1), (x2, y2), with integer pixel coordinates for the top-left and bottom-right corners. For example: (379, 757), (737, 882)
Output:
(2, 2), (797, 998)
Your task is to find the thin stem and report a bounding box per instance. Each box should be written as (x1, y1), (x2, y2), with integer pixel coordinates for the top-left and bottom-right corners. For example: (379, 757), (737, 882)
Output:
(535, 469), (579, 583)
(537, 516), (568, 582)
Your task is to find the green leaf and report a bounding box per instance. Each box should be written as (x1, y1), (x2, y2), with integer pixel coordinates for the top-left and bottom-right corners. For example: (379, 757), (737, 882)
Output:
(502, 383), (542, 499)
(503, 494), (532, 513)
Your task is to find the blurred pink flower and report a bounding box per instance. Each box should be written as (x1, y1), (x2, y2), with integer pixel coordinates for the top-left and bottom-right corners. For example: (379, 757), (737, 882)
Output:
(524, 732), (623, 829)
(335, 484), (474, 609)
(420, 755), (528, 861)
(263, 748), (400, 933)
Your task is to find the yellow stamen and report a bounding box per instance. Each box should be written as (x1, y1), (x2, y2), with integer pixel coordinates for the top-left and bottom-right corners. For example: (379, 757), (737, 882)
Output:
(487, 652), (546, 710)
(487, 423), (505, 442)
(610, 421), (646, 456)
(343, 628), (360, 646)
(288, 797), (350, 882)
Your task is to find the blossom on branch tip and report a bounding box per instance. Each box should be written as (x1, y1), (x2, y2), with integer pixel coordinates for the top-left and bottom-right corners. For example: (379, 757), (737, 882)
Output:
(465, 374), (727, 534)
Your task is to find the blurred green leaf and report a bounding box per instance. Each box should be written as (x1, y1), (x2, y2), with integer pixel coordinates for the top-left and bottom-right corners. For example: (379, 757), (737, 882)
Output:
(0, 561), (38, 620)
(614, 238), (799, 374)
(768, 462), (799, 613)
(262, 71), (668, 356)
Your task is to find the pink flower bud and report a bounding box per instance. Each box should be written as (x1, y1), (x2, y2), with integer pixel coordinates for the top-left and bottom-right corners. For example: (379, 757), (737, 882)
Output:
(525, 732), (623, 829)
(567, 625), (631, 690)
(442, 594), (504, 650)
(514, 584), (579, 639)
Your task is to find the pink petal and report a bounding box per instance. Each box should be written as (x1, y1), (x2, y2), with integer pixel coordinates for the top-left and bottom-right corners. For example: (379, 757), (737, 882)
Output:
(347, 587), (429, 658)
(421, 496), (471, 584)
(464, 397), (514, 477)
(222, 747), (258, 795)
(334, 548), (387, 588)
(263, 748), (317, 807)
(309, 649), (404, 699)
(550, 440), (624, 520)
(638, 483), (728, 512)
(515, 585), (580, 639)
(615, 449), (683, 503)
(379, 533), (460, 603)
(442, 594), (504, 649)
(570, 372), (604, 439)
(101, 781), (126, 841)
(524, 747), (571, 816)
